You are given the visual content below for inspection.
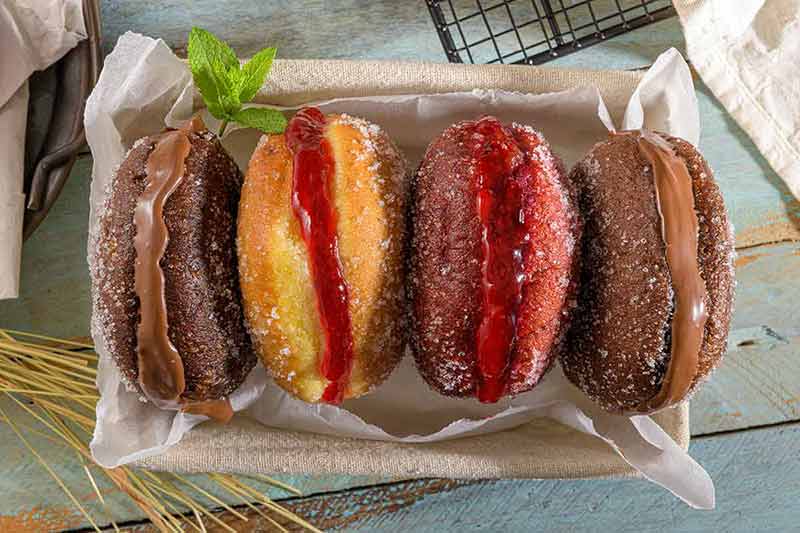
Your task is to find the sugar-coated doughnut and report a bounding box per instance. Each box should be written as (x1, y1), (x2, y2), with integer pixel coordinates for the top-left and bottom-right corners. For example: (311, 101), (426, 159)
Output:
(561, 131), (735, 414)
(409, 117), (580, 402)
(238, 108), (408, 403)
(92, 120), (254, 421)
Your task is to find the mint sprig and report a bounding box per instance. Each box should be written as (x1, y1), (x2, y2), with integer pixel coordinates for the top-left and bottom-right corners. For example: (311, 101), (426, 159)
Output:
(188, 28), (287, 136)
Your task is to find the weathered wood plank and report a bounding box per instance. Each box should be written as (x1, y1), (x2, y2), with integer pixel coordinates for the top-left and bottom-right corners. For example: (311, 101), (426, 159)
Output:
(694, 90), (800, 248)
(147, 2), (656, 69)
(127, 421), (800, 532)
(100, 1), (683, 69)
(691, 241), (800, 435)
(0, 397), (131, 532)
(100, 0), (446, 61)
(0, 395), (384, 531)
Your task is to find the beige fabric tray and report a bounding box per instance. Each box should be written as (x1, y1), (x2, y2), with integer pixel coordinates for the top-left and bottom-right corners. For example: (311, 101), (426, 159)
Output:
(139, 60), (689, 479)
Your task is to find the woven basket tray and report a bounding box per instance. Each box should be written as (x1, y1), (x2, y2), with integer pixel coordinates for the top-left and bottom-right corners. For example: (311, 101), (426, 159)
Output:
(134, 59), (689, 479)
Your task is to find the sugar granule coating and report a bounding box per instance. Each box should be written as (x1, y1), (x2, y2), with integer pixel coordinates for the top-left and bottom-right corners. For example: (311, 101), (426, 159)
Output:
(408, 118), (581, 398)
(91, 130), (256, 402)
(561, 132), (735, 413)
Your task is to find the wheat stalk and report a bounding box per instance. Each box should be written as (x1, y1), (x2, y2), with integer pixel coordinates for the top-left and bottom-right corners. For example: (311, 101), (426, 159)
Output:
(0, 328), (314, 532)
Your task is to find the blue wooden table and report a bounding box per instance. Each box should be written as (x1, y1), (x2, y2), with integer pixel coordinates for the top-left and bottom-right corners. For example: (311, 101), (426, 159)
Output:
(0, 1), (798, 531)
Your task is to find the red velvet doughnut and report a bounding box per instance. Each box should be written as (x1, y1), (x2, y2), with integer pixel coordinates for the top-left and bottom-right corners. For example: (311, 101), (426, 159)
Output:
(409, 117), (581, 402)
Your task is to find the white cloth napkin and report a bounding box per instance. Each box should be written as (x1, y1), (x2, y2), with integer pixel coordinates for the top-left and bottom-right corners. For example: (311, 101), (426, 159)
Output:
(675, 0), (800, 199)
(0, 0), (86, 299)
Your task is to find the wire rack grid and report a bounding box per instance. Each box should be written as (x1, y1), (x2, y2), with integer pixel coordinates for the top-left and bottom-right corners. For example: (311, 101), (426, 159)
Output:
(427, 0), (676, 65)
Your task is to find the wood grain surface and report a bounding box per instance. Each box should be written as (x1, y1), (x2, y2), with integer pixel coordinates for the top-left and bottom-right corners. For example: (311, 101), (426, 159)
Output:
(0, 2), (797, 531)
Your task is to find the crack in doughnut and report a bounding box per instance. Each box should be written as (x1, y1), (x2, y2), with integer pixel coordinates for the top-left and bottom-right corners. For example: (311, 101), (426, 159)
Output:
(286, 107), (355, 404)
(134, 118), (234, 422)
(134, 130), (191, 408)
(637, 132), (708, 412)
(469, 117), (530, 403)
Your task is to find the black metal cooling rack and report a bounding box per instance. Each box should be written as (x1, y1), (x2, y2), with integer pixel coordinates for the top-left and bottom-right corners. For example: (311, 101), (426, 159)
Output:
(427, 0), (676, 65)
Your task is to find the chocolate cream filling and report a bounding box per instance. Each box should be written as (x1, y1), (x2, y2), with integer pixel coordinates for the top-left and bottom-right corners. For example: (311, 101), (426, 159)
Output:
(636, 131), (709, 412)
(132, 119), (233, 423)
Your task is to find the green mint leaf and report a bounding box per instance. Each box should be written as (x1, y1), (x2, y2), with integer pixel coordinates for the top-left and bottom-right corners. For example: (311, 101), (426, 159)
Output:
(192, 27), (239, 69)
(219, 71), (241, 116)
(232, 107), (287, 134)
(188, 27), (242, 120)
(187, 28), (283, 136)
(238, 47), (276, 104)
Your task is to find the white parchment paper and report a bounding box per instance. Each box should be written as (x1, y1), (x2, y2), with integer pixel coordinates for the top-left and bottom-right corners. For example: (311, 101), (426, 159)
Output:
(0, 0), (86, 299)
(87, 34), (712, 509)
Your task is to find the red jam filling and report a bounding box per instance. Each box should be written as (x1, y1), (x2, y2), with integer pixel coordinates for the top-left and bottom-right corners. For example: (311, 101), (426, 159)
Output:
(470, 117), (528, 403)
(286, 107), (354, 404)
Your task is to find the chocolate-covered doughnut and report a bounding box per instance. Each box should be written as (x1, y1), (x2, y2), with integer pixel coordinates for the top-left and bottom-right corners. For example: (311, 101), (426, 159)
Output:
(92, 119), (255, 422)
(561, 131), (735, 414)
(238, 108), (407, 404)
(409, 117), (580, 402)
